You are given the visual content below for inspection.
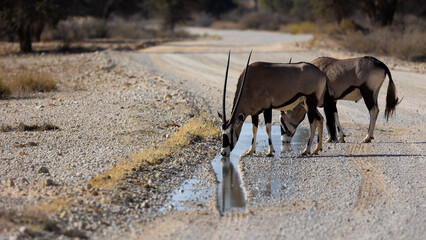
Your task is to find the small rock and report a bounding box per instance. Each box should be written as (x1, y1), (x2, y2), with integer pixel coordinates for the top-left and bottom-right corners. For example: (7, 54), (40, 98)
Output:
(43, 220), (61, 232)
(86, 183), (92, 190)
(7, 178), (15, 187)
(38, 166), (49, 174)
(45, 179), (55, 187)
(21, 178), (29, 185)
(164, 94), (172, 100)
(142, 201), (149, 208)
(59, 211), (67, 219)
(63, 228), (88, 239)
(19, 226), (36, 237)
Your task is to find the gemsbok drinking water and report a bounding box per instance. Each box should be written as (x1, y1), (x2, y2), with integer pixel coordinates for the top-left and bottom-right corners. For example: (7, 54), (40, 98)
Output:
(280, 56), (400, 143)
(219, 51), (329, 157)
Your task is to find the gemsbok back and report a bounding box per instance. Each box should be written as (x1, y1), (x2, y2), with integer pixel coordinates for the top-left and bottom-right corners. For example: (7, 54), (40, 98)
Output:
(219, 51), (327, 157)
(280, 56), (400, 143)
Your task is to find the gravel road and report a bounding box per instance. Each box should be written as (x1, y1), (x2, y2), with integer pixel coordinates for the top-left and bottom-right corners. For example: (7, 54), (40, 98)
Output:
(136, 27), (426, 239)
(1, 27), (425, 239)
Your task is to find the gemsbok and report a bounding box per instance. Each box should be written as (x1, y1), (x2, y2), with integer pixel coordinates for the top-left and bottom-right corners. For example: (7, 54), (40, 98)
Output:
(219, 51), (328, 157)
(280, 56), (400, 143)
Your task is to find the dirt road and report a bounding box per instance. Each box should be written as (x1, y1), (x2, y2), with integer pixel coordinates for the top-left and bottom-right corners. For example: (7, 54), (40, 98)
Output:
(1, 27), (424, 239)
(136, 28), (426, 239)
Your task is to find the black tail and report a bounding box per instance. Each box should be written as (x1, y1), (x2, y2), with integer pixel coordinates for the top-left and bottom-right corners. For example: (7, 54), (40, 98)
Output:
(384, 67), (399, 121)
(367, 56), (400, 120)
(323, 87), (337, 141)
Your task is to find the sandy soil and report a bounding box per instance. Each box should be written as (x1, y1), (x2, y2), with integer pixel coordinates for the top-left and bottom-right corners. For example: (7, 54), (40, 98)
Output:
(1, 27), (425, 239)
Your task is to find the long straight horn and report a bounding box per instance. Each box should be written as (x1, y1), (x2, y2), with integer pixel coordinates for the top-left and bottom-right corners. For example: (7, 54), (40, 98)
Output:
(222, 50), (231, 123)
(230, 50), (252, 121)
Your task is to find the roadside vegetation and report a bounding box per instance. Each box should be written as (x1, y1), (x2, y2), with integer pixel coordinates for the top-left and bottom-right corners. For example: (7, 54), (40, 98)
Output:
(89, 112), (219, 190)
(0, 69), (57, 98)
(208, 0), (425, 62)
(1, 0), (423, 61)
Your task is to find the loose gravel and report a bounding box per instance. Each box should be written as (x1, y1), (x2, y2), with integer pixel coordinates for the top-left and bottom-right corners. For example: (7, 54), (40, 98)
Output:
(0, 49), (219, 239)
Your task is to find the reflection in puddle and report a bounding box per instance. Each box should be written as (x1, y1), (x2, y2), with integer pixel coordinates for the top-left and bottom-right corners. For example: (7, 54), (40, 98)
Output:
(211, 123), (309, 214)
(280, 127), (309, 154)
(212, 156), (246, 215)
(163, 123), (310, 214)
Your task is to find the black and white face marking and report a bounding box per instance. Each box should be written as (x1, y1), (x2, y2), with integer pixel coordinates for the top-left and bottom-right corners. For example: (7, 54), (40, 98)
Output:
(280, 114), (297, 143)
(221, 124), (237, 156)
(220, 117), (244, 157)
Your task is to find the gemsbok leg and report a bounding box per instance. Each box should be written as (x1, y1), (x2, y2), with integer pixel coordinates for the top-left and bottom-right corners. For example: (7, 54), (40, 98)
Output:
(360, 85), (380, 143)
(264, 108), (275, 156)
(325, 100), (346, 143)
(301, 96), (323, 155)
(244, 114), (259, 155)
(334, 107), (346, 143)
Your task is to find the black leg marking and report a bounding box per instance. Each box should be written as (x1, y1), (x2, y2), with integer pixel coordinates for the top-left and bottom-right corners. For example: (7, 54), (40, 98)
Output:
(252, 114), (259, 128)
(280, 113), (285, 136)
(361, 85), (375, 111)
(323, 89), (337, 141)
(264, 108), (272, 124)
(306, 96), (319, 123)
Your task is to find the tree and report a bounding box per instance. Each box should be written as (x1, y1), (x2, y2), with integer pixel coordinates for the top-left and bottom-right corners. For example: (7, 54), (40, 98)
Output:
(359, 0), (399, 26)
(148, 0), (199, 32)
(84, 0), (148, 19)
(200, 0), (237, 18)
(258, 0), (313, 21)
(0, 0), (73, 52)
(309, 0), (354, 23)
(258, 0), (293, 14)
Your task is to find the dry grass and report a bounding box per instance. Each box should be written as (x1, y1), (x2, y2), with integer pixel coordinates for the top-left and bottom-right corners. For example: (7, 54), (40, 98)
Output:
(0, 70), (57, 98)
(285, 22), (319, 34)
(1, 123), (59, 132)
(211, 11), (290, 31)
(301, 16), (426, 62)
(0, 78), (11, 98)
(238, 11), (289, 31)
(336, 27), (426, 61)
(0, 207), (59, 233)
(88, 112), (220, 190)
(41, 16), (194, 50)
(9, 72), (57, 93)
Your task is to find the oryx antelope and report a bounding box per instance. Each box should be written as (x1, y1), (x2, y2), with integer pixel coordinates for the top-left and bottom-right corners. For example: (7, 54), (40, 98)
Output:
(219, 51), (327, 157)
(280, 56), (400, 143)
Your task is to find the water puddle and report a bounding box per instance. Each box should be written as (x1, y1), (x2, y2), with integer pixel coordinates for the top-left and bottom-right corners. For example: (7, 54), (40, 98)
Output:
(162, 123), (309, 214)
(212, 123), (309, 214)
(211, 156), (246, 214)
(160, 178), (213, 212)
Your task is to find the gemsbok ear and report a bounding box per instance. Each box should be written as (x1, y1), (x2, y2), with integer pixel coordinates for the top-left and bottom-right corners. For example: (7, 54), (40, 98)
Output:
(218, 111), (223, 119)
(238, 113), (245, 122)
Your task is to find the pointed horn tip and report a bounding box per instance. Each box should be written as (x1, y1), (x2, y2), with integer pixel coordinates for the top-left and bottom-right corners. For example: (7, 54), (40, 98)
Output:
(222, 50), (231, 123)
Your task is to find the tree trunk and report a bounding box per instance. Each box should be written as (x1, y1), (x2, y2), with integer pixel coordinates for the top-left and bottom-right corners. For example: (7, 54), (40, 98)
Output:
(378, 0), (398, 26)
(17, 23), (33, 53)
(359, 0), (398, 26)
